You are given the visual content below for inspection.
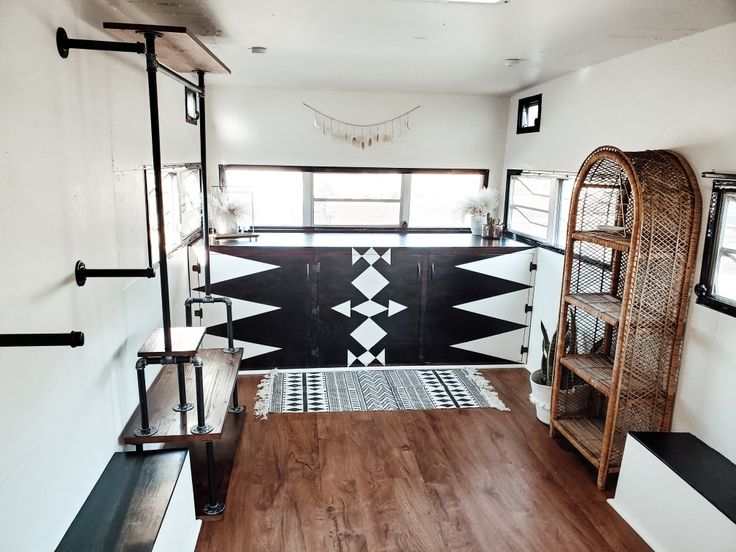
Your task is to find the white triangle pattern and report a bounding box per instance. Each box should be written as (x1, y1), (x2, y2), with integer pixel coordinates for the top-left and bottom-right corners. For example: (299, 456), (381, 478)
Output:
(388, 300), (407, 317)
(209, 251), (280, 284)
(456, 250), (534, 284)
(453, 289), (530, 325)
(352, 300), (388, 317)
(332, 300), (352, 317)
(451, 328), (527, 363)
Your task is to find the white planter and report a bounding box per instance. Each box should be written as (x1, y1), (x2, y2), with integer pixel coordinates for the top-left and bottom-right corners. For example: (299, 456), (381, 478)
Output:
(529, 370), (552, 425)
(470, 217), (483, 236)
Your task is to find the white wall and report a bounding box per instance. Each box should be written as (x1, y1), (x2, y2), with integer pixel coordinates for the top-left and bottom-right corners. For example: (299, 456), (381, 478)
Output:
(0, 1), (199, 550)
(207, 86), (510, 192)
(506, 22), (736, 463)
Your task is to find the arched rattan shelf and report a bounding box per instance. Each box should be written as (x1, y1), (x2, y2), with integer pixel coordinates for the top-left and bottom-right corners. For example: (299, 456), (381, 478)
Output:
(549, 145), (702, 489)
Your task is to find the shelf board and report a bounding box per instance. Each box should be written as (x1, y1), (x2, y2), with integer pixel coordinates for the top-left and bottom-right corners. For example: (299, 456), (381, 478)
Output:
(571, 230), (631, 252)
(553, 417), (606, 466)
(123, 348), (243, 445)
(103, 22), (230, 74)
(565, 293), (622, 326)
(138, 327), (206, 358)
(559, 354), (614, 396)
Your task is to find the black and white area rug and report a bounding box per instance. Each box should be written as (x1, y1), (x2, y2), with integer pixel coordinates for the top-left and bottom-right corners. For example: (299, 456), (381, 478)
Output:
(254, 368), (509, 418)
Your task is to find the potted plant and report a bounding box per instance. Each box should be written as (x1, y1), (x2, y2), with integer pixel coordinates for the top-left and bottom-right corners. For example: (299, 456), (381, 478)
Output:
(529, 321), (559, 424)
(482, 212), (504, 239)
(457, 188), (500, 236)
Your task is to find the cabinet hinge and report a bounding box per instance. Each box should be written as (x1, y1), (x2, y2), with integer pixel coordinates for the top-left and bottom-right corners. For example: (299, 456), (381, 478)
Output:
(520, 345), (529, 355)
(194, 308), (203, 318)
(525, 304), (533, 313)
(314, 262), (321, 274)
(192, 263), (201, 273)
(529, 262), (538, 271)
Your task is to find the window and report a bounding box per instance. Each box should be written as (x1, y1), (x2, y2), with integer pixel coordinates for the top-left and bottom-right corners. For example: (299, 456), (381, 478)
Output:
(145, 164), (201, 259)
(219, 166), (488, 229)
(505, 169), (574, 247)
(517, 94), (542, 134)
(313, 172), (401, 226)
(696, 178), (736, 317)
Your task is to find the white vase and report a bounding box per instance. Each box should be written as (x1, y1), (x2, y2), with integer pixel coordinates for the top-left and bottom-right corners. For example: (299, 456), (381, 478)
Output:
(470, 217), (483, 236)
(529, 370), (552, 424)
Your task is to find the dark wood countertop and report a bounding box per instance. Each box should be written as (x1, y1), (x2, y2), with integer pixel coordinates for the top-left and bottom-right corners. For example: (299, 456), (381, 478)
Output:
(209, 232), (531, 250)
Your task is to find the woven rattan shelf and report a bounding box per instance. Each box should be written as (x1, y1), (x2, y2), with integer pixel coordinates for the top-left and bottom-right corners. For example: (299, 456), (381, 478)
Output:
(564, 294), (621, 326)
(559, 354), (613, 395)
(570, 230), (631, 252)
(550, 146), (701, 489)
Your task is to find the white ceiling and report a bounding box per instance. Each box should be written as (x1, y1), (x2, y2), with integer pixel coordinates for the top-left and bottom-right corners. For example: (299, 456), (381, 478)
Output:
(102, 0), (736, 95)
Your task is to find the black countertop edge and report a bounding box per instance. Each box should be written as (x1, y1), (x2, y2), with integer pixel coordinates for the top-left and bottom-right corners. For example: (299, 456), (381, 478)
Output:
(204, 232), (534, 250)
(630, 432), (736, 525)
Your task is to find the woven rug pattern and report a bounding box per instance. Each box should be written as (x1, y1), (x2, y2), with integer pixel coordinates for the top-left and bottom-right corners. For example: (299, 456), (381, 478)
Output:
(255, 368), (509, 418)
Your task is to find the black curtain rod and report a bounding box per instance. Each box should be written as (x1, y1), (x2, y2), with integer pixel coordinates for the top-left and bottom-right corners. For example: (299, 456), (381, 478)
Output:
(0, 332), (84, 348)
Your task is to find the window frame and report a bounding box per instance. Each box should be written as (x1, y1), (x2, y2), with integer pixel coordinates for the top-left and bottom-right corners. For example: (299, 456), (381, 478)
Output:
(218, 164), (489, 232)
(144, 163), (203, 261)
(503, 168), (574, 253)
(516, 93), (542, 134)
(695, 177), (736, 318)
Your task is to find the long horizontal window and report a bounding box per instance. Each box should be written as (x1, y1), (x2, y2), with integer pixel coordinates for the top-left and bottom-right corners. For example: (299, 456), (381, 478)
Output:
(218, 165), (488, 230)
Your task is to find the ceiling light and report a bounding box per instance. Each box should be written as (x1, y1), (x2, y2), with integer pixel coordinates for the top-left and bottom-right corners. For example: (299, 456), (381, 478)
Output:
(250, 46), (267, 55)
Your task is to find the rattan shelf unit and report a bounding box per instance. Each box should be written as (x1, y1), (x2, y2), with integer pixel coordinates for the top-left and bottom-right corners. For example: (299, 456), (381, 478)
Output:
(549, 146), (701, 489)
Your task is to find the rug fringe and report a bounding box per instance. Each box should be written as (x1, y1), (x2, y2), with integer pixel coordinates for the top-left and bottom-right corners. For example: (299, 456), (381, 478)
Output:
(254, 368), (278, 419)
(463, 368), (510, 411)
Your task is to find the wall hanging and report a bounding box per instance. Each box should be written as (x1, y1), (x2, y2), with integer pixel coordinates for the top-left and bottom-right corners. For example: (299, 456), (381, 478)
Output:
(304, 103), (420, 150)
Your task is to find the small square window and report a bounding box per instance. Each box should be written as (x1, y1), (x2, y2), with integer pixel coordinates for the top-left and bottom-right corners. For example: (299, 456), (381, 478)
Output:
(517, 94), (542, 134)
(695, 177), (736, 318)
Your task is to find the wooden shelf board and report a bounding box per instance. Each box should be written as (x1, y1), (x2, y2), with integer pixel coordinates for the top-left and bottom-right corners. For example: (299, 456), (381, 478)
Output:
(103, 22), (230, 74)
(560, 354), (614, 396)
(553, 416), (606, 467)
(571, 230), (631, 252)
(565, 293), (621, 326)
(123, 348), (243, 445)
(138, 326), (206, 358)
(55, 449), (187, 552)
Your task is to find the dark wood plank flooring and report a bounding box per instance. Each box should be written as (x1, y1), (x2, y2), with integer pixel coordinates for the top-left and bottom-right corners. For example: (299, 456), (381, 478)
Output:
(196, 368), (649, 552)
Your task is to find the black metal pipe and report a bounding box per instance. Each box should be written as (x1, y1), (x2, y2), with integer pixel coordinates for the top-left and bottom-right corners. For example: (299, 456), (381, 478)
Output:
(225, 301), (235, 352)
(0, 332), (84, 348)
(133, 358), (158, 437)
(203, 441), (224, 515)
(190, 356), (213, 435)
(75, 260), (154, 287)
(156, 62), (204, 94)
(173, 362), (193, 412)
(144, 33), (173, 353)
(56, 28), (145, 59)
(228, 383), (244, 414)
(197, 71), (213, 295)
(185, 302), (193, 327)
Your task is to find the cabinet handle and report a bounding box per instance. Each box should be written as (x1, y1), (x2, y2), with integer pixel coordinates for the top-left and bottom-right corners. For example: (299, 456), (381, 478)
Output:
(431, 262), (435, 280)
(417, 262), (421, 280)
(306, 263), (310, 280)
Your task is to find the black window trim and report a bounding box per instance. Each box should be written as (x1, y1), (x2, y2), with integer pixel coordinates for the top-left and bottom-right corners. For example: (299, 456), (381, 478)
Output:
(516, 93), (542, 134)
(695, 174), (736, 318)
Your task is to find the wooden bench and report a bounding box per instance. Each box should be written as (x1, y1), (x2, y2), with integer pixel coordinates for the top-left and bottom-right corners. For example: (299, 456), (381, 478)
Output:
(609, 432), (736, 552)
(55, 449), (199, 552)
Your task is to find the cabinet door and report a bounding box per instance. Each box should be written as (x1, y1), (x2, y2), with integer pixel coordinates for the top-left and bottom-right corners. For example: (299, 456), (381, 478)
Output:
(422, 249), (535, 365)
(316, 247), (422, 368)
(194, 248), (314, 369)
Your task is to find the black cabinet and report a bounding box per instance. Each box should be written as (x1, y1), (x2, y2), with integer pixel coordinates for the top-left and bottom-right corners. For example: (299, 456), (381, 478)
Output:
(194, 243), (534, 370)
(422, 251), (535, 365)
(316, 248), (423, 368)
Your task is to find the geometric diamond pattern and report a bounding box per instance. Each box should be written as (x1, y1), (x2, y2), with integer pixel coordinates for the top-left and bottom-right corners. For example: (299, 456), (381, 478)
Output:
(351, 265), (389, 300)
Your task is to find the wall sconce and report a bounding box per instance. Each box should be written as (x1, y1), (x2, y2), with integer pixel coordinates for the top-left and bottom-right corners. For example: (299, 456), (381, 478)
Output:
(185, 88), (199, 125)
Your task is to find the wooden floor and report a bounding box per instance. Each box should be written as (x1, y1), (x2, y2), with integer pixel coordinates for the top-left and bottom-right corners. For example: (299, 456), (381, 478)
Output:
(196, 368), (649, 552)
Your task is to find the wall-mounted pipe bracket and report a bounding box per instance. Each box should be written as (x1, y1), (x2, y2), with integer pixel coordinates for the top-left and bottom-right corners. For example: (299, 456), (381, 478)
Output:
(56, 27), (145, 59)
(75, 260), (155, 287)
(0, 332), (84, 348)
